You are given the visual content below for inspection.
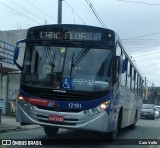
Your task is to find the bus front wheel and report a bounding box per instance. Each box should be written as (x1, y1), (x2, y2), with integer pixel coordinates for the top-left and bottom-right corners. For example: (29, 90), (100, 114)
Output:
(43, 126), (59, 136)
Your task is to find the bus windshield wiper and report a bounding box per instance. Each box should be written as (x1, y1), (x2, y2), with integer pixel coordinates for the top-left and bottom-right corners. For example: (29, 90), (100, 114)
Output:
(69, 46), (90, 78)
(71, 46), (90, 67)
(44, 45), (56, 73)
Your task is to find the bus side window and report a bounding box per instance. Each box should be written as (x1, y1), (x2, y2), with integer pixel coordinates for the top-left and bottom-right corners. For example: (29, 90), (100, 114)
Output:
(115, 43), (122, 83)
(127, 61), (130, 90)
(135, 72), (138, 95)
(116, 43), (122, 56)
(139, 78), (142, 97)
(133, 70), (136, 93)
(130, 64), (135, 91)
(130, 64), (132, 90)
(121, 54), (127, 87)
(132, 66), (135, 91)
(137, 75), (140, 95)
(141, 79), (144, 98)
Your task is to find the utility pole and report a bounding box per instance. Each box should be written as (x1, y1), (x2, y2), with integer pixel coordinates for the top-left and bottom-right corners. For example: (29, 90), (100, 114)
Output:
(58, 0), (63, 24)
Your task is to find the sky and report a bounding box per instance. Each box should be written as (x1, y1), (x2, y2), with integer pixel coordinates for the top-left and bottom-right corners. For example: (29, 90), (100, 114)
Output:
(1, 0), (160, 86)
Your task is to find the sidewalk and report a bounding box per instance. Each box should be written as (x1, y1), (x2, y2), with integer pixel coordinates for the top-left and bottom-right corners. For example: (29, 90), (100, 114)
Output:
(0, 115), (41, 133)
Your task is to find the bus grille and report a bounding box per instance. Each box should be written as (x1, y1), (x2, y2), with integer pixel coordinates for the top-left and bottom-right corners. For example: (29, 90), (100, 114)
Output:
(36, 105), (82, 112)
(21, 84), (108, 101)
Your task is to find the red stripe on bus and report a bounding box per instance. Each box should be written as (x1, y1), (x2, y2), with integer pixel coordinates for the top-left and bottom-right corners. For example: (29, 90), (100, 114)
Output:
(24, 97), (50, 106)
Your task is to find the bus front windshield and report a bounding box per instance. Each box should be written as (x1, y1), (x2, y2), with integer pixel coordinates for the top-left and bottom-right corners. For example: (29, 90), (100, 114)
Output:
(22, 45), (112, 92)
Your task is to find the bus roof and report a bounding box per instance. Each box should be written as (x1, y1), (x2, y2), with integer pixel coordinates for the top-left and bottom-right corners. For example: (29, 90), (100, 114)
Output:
(28, 24), (115, 33)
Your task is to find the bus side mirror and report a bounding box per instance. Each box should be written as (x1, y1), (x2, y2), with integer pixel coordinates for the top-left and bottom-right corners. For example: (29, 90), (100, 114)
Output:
(14, 39), (26, 71)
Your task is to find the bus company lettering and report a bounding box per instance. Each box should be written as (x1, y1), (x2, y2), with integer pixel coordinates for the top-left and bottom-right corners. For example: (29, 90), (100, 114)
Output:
(40, 31), (101, 41)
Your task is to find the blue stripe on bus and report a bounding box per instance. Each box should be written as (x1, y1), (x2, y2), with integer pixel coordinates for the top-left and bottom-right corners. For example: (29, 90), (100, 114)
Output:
(19, 89), (113, 111)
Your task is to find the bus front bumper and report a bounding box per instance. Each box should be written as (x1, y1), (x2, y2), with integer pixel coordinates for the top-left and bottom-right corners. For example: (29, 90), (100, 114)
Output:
(16, 102), (109, 133)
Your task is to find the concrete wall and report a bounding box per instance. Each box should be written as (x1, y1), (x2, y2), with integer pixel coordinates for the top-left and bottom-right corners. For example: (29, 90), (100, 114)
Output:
(7, 74), (21, 114)
(0, 73), (21, 115)
(1, 74), (7, 115)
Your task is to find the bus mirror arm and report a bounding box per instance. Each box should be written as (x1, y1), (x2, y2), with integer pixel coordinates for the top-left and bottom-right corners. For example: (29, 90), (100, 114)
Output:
(14, 60), (23, 71)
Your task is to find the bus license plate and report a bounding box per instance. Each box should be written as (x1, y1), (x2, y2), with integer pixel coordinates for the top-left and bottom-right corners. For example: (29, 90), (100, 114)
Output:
(48, 115), (64, 122)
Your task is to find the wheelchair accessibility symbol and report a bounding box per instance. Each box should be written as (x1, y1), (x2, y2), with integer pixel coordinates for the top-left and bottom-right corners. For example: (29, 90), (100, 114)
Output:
(62, 78), (72, 89)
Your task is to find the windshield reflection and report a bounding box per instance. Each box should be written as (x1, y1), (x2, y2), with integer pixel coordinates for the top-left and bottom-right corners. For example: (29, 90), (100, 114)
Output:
(22, 45), (112, 92)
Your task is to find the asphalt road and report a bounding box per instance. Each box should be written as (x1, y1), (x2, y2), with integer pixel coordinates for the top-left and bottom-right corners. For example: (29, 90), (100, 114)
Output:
(1, 118), (160, 148)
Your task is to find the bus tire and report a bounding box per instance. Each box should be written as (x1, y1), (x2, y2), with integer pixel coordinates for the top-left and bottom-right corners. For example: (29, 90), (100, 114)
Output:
(43, 126), (59, 136)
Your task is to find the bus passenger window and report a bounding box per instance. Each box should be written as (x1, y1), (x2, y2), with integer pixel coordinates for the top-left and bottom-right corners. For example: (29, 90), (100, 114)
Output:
(127, 61), (130, 89)
(116, 44), (122, 56)
(133, 70), (136, 92)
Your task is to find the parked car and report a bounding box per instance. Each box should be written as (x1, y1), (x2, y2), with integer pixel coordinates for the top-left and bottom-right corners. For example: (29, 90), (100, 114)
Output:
(155, 105), (160, 115)
(141, 104), (159, 120)
(154, 108), (159, 119)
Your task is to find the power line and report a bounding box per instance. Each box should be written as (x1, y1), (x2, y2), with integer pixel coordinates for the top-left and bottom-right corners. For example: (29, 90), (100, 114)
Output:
(124, 38), (160, 41)
(9, 0), (45, 23)
(124, 45), (160, 50)
(0, 1), (41, 24)
(24, 0), (56, 22)
(123, 32), (160, 40)
(133, 50), (160, 58)
(131, 47), (160, 56)
(124, 40), (160, 43)
(140, 62), (160, 69)
(64, 0), (86, 24)
(136, 56), (160, 61)
(117, 0), (160, 6)
(85, 0), (107, 28)
(125, 42), (160, 45)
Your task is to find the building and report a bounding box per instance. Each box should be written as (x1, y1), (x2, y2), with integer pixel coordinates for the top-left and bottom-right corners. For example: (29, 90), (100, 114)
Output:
(0, 29), (27, 115)
(143, 87), (160, 105)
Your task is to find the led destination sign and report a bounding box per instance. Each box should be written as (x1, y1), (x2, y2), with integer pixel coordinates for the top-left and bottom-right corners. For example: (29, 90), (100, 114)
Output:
(39, 31), (102, 41)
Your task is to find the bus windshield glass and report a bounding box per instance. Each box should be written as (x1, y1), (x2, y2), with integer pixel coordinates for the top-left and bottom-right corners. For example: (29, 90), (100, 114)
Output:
(22, 45), (112, 92)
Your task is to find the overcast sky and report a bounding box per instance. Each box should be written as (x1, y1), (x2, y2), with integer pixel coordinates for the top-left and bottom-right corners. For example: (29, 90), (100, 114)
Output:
(1, 0), (160, 86)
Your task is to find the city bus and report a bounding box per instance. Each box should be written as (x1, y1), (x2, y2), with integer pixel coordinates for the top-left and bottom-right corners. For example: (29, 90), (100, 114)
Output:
(14, 24), (144, 139)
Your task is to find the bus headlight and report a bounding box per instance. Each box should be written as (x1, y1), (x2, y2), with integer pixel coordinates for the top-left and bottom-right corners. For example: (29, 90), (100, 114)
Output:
(100, 100), (110, 110)
(18, 96), (24, 101)
(84, 110), (91, 116)
(92, 108), (99, 114)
